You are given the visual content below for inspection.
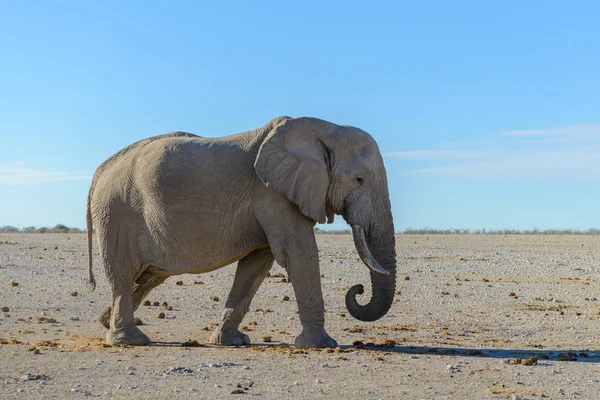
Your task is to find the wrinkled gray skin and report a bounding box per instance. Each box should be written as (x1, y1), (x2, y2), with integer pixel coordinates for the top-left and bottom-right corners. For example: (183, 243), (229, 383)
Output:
(87, 116), (397, 348)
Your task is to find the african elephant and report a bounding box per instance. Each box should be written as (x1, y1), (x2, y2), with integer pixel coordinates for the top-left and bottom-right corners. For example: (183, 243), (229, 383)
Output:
(87, 116), (397, 348)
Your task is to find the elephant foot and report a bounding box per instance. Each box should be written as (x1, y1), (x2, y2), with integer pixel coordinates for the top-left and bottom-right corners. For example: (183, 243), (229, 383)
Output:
(98, 307), (112, 329)
(209, 328), (250, 346)
(295, 330), (338, 349)
(106, 325), (150, 346)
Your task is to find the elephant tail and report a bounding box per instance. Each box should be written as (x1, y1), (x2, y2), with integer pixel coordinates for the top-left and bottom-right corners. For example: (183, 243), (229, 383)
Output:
(86, 191), (96, 291)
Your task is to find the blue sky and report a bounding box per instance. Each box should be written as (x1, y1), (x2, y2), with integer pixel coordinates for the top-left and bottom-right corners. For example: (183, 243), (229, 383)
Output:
(1, 1), (598, 231)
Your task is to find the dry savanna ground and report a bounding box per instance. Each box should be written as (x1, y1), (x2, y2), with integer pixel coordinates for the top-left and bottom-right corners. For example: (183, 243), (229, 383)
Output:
(2, 233), (600, 399)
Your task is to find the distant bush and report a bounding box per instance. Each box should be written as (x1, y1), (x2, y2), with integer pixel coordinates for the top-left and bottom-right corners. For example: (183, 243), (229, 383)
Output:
(49, 224), (82, 233)
(50, 224), (69, 233)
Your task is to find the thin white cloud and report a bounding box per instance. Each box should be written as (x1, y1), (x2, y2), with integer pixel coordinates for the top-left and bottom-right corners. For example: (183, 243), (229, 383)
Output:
(0, 165), (91, 185)
(13, 161), (26, 165)
(389, 124), (600, 180)
(414, 147), (600, 180)
(384, 150), (481, 159)
(500, 124), (600, 138)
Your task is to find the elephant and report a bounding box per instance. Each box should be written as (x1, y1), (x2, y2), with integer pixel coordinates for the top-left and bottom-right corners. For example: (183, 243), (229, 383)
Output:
(86, 116), (397, 349)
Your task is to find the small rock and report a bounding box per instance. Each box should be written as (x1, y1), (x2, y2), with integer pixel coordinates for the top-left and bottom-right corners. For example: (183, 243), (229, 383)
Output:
(558, 352), (577, 361)
(69, 316), (80, 321)
(262, 336), (272, 343)
(70, 291), (78, 297)
(521, 357), (538, 366)
(157, 312), (165, 319)
(1, 306), (9, 312)
(282, 295), (290, 301)
(231, 389), (246, 394)
(181, 339), (202, 347)
(153, 301), (160, 306)
(211, 296), (220, 302)
(142, 300), (151, 306)
(10, 281), (18, 287)
(176, 281), (184, 286)
(134, 317), (143, 325)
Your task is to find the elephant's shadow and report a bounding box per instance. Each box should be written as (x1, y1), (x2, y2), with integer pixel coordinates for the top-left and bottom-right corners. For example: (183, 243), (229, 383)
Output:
(148, 341), (600, 363)
(382, 344), (600, 363)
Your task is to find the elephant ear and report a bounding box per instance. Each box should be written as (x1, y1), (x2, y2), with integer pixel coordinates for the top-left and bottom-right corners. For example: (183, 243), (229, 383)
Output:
(255, 117), (334, 224)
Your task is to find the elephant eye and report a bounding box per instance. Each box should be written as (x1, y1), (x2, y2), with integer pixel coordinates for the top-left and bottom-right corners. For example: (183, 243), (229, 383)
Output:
(355, 176), (364, 185)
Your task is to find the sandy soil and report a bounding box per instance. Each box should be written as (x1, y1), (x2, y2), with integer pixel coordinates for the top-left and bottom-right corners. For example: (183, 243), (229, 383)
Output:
(2, 233), (600, 399)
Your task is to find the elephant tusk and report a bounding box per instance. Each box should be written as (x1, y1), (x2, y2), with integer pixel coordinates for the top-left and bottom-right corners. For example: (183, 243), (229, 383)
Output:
(351, 224), (390, 276)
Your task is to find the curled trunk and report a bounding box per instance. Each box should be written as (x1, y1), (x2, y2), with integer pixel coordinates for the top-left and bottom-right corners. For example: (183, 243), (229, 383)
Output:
(345, 223), (397, 322)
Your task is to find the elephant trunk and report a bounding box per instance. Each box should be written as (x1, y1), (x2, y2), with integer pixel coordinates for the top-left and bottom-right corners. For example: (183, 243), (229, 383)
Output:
(345, 219), (397, 322)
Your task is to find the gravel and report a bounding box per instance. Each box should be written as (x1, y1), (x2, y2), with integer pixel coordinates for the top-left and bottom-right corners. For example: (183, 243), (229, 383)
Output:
(2, 233), (600, 398)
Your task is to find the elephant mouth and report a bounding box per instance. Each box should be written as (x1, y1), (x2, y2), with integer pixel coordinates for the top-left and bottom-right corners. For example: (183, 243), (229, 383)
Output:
(351, 224), (390, 276)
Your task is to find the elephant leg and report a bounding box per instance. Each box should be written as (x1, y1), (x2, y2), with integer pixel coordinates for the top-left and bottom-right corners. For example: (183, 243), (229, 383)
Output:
(261, 213), (337, 349)
(285, 245), (337, 349)
(99, 267), (167, 329)
(105, 267), (151, 346)
(210, 248), (274, 346)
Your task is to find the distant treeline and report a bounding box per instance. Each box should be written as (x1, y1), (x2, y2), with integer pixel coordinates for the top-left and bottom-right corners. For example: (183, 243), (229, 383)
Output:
(314, 227), (352, 235)
(0, 224), (83, 234)
(2, 225), (599, 235)
(401, 228), (600, 235)
(315, 227), (600, 235)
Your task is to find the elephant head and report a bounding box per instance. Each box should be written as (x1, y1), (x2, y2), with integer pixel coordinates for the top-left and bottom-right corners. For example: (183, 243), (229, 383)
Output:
(254, 117), (397, 322)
